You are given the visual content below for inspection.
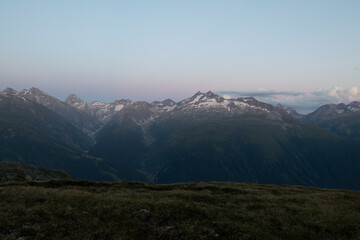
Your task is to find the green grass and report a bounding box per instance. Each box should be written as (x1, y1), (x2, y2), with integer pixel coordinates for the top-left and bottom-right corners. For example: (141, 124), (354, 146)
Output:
(1, 181), (360, 239)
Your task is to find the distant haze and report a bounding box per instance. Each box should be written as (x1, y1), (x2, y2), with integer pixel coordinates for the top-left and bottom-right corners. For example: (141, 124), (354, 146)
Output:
(0, 1), (359, 110)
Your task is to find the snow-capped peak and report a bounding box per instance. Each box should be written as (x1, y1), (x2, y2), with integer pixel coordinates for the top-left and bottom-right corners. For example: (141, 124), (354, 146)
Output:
(21, 87), (50, 99)
(0, 88), (27, 102)
(179, 91), (220, 106)
(150, 99), (177, 113)
(29, 87), (47, 95)
(19, 87), (62, 107)
(347, 101), (360, 112)
(65, 95), (133, 123)
(170, 91), (288, 120)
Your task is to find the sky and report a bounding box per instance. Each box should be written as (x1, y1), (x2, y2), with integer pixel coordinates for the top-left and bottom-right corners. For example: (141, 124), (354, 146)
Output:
(0, 0), (359, 113)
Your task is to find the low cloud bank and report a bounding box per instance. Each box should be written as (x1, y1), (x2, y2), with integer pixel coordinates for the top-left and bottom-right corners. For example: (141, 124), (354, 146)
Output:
(217, 87), (360, 114)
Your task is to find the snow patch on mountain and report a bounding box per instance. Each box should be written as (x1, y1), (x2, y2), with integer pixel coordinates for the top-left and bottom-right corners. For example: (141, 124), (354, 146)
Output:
(1, 88), (28, 102)
(176, 91), (272, 114)
(65, 95), (132, 123)
(115, 105), (124, 111)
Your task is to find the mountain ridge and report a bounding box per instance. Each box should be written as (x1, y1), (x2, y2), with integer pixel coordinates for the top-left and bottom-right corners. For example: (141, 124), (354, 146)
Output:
(89, 90), (360, 189)
(2, 87), (360, 189)
(18, 87), (102, 137)
(0, 89), (145, 181)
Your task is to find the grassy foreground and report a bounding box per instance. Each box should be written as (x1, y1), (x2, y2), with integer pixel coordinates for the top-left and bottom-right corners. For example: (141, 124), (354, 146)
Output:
(0, 181), (360, 240)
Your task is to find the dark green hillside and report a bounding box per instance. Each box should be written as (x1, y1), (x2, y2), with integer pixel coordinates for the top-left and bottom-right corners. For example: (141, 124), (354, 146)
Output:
(89, 102), (155, 181)
(303, 102), (360, 141)
(0, 93), (93, 152)
(0, 181), (359, 239)
(92, 109), (360, 189)
(0, 129), (116, 181)
(0, 94), (138, 181)
(21, 87), (103, 137)
(309, 112), (360, 141)
(148, 114), (360, 189)
(90, 117), (146, 170)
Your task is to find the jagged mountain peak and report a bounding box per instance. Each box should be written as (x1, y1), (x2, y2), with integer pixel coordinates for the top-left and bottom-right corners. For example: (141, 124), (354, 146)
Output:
(65, 94), (87, 110)
(305, 101), (360, 124)
(205, 90), (214, 94)
(276, 104), (303, 119)
(66, 93), (83, 102)
(21, 87), (51, 99)
(276, 103), (293, 112)
(151, 99), (176, 107)
(237, 96), (256, 102)
(194, 90), (202, 96)
(1, 87), (18, 94)
(20, 87), (62, 107)
(0, 88), (27, 102)
(29, 87), (44, 93)
(310, 101), (360, 116)
(163, 99), (176, 105)
(347, 101), (360, 111)
(66, 96), (133, 123)
(112, 99), (132, 105)
(349, 101), (360, 106)
(16, 87), (102, 136)
(130, 101), (151, 108)
(180, 91), (224, 106)
(193, 90), (219, 98)
(173, 90), (287, 120)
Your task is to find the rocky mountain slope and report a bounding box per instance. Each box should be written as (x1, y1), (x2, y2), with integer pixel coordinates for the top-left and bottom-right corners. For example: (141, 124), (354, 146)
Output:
(90, 91), (360, 189)
(304, 101), (360, 141)
(0, 89), (144, 181)
(20, 88), (102, 137)
(305, 101), (360, 123)
(276, 104), (304, 119)
(176, 91), (284, 117)
(2, 87), (360, 189)
(65, 94), (132, 123)
(1, 88), (93, 151)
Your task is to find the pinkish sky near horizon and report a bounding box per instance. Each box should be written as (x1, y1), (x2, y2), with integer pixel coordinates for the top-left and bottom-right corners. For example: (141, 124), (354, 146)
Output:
(0, 1), (359, 113)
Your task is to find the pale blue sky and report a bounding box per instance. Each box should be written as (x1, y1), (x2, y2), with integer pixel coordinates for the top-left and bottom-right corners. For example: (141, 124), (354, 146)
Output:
(0, 0), (359, 108)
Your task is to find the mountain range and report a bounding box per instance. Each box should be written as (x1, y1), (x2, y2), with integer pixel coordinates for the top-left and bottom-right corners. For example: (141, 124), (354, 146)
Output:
(1, 87), (360, 189)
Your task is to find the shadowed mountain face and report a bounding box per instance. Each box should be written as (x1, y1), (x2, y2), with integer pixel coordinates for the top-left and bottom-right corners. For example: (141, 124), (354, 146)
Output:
(304, 101), (360, 141)
(90, 91), (360, 189)
(1, 88), (93, 152)
(146, 115), (360, 188)
(276, 104), (304, 119)
(20, 88), (103, 137)
(305, 101), (360, 123)
(0, 89), (145, 182)
(65, 93), (132, 123)
(2, 87), (360, 189)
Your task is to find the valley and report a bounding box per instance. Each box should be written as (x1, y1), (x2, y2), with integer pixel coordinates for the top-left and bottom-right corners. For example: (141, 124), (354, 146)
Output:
(1, 87), (360, 190)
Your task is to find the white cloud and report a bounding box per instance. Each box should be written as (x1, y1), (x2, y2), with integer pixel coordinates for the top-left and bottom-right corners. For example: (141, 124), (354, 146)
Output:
(349, 86), (359, 96)
(328, 86), (341, 97)
(328, 86), (360, 102)
(217, 86), (360, 114)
